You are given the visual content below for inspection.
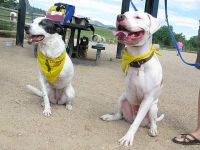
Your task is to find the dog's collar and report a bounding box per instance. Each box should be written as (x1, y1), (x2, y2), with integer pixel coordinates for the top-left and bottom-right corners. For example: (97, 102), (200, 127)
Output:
(37, 50), (66, 83)
(122, 45), (161, 72)
(129, 52), (154, 68)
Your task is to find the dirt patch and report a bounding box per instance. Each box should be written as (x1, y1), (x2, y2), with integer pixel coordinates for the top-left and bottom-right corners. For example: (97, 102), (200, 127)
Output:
(0, 38), (199, 150)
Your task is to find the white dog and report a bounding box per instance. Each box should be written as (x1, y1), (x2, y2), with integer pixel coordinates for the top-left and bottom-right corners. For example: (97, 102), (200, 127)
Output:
(24, 17), (75, 117)
(101, 11), (164, 146)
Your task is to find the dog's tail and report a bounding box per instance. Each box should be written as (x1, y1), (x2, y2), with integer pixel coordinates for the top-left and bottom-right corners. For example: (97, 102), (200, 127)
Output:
(26, 85), (43, 97)
(156, 114), (164, 122)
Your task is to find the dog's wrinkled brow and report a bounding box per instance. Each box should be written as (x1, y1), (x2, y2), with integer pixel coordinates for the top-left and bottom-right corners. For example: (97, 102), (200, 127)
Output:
(39, 19), (56, 34)
(39, 19), (48, 26)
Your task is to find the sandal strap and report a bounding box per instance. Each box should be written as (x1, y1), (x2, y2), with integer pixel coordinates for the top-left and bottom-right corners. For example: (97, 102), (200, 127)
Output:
(181, 134), (199, 142)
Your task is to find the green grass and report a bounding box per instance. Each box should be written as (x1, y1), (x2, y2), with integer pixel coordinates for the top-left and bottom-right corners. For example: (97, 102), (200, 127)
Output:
(77, 26), (117, 44)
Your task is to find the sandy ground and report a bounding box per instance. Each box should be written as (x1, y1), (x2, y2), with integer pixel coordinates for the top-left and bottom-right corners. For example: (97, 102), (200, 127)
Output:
(0, 37), (200, 150)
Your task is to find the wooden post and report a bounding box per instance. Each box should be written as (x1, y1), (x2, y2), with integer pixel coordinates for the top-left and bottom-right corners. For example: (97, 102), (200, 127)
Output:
(16, 0), (26, 47)
(10, 12), (17, 31)
(116, 0), (130, 59)
(11, 14), (14, 30)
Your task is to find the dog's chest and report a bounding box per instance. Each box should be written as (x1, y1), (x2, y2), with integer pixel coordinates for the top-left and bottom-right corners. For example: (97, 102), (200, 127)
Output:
(38, 55), (74, 89)
(50, 64), (74, 89)
(126, 68), (146, 92)
(125, 64), (162, 104)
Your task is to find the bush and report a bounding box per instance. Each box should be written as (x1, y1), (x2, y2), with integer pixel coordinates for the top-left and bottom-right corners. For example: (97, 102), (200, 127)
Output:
(0, 23), (14, 38)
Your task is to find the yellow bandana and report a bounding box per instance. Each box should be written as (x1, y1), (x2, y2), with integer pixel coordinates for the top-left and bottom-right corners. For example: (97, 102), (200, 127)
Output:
(122, 45), (162, 72)
(38, 50), (66, 83)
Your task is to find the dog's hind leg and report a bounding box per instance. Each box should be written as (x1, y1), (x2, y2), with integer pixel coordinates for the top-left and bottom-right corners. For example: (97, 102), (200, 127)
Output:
(101, 93), (126, 121)
(59, 83), (75, 111)
(48, 88), (57, 104)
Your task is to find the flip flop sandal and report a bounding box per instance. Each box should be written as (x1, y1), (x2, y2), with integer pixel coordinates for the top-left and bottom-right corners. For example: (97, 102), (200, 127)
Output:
(172, 133), (200, 145)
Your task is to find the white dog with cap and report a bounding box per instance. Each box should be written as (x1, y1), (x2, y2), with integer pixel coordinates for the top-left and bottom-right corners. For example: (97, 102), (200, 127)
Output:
(101, 11), (164, 146)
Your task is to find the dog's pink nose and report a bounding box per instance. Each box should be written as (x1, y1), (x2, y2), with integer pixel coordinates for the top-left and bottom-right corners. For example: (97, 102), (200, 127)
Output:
(117, 14), (126, 22)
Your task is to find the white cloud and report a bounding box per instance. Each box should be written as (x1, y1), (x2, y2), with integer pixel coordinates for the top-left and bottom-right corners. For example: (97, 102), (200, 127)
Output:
(31, 0), (120, 13)
(169, 15), (198, 29)
(157, 8), (198, 32)
(162, 0), (200, 11)
(27, 0), (198, 38)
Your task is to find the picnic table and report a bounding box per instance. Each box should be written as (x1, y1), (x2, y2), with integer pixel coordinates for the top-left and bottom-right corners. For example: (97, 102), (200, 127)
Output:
(60, 21), (105, 66)
(59, 21), (93, 58)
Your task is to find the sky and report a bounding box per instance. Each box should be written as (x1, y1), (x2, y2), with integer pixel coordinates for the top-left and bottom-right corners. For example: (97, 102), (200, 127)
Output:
(26, 0), (200, 40)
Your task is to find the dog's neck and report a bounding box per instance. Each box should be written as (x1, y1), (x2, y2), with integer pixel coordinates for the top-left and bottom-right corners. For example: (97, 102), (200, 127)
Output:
(38, 34), (65, 58)
(126, 36), (153, 56)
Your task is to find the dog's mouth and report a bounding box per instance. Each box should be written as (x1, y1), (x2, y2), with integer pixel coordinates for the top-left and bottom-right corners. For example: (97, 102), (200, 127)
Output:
(27, 35), (45, 44)
(113, 25), (144, 42)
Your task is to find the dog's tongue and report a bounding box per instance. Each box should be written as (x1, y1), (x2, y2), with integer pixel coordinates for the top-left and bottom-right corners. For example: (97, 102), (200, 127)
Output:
(27, 35), (44, 44)
(113, 31), (129, 37)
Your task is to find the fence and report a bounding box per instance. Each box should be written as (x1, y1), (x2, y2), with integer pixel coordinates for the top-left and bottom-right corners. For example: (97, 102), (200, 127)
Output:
(0, 6), (44, 36)
(161, 45), (198, 53)
(0, 6), (72, 40)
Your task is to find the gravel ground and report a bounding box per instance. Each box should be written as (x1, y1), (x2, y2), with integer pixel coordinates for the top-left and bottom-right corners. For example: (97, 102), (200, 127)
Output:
(0, 38), (200, 150)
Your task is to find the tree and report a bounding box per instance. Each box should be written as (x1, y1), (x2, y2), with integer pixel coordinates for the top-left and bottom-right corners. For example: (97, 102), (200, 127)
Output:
(174, 33), (186, 43)
(154, 25), (173, 47)
(187, 36), (198, 50)
(189, 36), (197, 47)
(0, 0), (17, 8)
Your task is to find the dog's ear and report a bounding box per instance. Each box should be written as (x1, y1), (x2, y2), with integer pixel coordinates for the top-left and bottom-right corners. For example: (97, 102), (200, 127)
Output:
(147, 14), (161, 34)
(54, 23), (64, 35)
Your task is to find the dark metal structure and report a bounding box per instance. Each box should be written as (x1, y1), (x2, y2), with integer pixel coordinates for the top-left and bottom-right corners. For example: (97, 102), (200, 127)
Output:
(195, 20), (200, 69)
(16, 0), (26, 47)
(116, 0), (159, 59)
(144, 0), (159, 18)
(116, 0), (130, 59)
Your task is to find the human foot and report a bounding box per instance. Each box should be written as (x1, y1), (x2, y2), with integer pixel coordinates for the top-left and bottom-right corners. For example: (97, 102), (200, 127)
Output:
(172, 133), (200, 145)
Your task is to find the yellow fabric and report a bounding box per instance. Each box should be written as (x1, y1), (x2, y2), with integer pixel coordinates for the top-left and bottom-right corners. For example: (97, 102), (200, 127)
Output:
(38, 50), (66, 83)
(48, 5), (66, 14)
(122, 45), (162, 72)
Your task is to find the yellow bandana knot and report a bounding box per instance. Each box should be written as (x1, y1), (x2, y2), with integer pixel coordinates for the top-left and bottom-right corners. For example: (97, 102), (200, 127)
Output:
(122, 45), (162, 72)
(38, 50), (66, 83)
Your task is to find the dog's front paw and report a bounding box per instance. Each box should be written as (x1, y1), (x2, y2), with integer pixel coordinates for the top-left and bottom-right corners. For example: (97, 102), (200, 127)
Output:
(101, 113), (122, 121)
(66, 104), (72, 111)
(148, 124), (158, 137)
(119, 133), (134, 146)
(43, 108), (52, 117)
